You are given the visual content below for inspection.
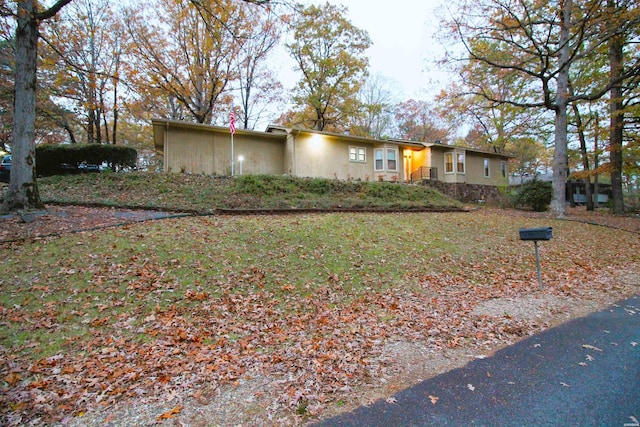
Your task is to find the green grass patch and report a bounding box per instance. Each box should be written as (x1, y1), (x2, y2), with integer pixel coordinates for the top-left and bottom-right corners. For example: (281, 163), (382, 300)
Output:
(5, 211), (635, 362)
(37, 172), (464, 212)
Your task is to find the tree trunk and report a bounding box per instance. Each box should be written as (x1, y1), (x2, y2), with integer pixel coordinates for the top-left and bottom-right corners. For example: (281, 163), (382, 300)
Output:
(608, 0), (625, 214)
(112, 62), (119, 145)
(594, 115), (600, 207)
(550, 0), (572, 216)
(4, 0), (44, 211)
(95, 108), (102, 144)
(572, 102), (594, 211)
(87, 108), (95, 143)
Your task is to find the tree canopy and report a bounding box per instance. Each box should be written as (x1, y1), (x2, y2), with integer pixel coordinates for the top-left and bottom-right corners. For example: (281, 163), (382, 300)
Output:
(440, 0), (640, 214)
(284, 2), (371, 131)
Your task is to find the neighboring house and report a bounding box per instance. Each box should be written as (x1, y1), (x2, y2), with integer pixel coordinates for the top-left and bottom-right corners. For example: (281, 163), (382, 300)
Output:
(509, 172), (611, 206)
(152, 119), (511, 188)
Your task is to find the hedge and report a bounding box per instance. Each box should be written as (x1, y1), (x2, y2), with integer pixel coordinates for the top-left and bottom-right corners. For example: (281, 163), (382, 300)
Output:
(36, 144), (137, 176)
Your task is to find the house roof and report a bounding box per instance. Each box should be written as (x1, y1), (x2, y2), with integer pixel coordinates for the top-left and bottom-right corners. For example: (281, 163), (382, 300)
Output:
(388, 138), (515, 159)
(265, 125), (426, 150)
(152, 118), (285, 153)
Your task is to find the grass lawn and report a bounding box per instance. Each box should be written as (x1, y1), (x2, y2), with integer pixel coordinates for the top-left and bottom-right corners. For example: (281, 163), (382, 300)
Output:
(1, 174), (639, 425)
(36, 172), (463, 212)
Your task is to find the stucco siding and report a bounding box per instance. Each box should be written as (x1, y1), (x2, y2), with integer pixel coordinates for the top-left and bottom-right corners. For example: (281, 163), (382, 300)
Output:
(465, 155), (508, 186)
(293, 133), (373, 180)
(431, 149), (449, 182)
(464, 155), (484, 185)
(231, 135), (285, 175)
(165, 128), (215, 174)
(158, 121), (286, 176)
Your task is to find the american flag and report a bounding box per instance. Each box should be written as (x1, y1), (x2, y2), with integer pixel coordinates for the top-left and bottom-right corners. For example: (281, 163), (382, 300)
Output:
(229, 110), (236, 135)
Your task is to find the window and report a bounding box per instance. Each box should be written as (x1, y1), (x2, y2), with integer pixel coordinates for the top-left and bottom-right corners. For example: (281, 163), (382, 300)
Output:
(374, 147), (398, 172)
(349, 146), (366, 162)
(386, 148), (398, 171)
(484, 158), (490, 178)
(501, 161), (507, 178)
(374, 148), (384, 171)
(456, 152), (465, 173)
(445, 152), (454, 174)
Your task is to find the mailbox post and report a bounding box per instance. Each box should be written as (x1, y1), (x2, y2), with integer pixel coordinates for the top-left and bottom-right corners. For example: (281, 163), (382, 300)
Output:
(519, 227), (553, 289)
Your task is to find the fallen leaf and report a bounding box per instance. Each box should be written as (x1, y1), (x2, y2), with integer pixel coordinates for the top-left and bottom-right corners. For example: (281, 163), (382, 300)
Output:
(385, 397), (397, 404)
(428, 395), (439, 405)
(157, 405), (184, 421)
(5, 373), (21, 386)
(582, 344), (602, 352)
(467, 384), (475, 391)
(624, 415), (639, 427)
(560, 382), (570, 387)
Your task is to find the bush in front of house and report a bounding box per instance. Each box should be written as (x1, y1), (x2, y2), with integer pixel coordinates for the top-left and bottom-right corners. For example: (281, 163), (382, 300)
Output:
(516, 179), (553, 211)
(36, 144), (137, 176)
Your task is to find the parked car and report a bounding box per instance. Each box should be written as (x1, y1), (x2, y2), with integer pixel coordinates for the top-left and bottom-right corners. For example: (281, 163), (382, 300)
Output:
(78, 162), (100, 173)
(0, 154), (10, 182)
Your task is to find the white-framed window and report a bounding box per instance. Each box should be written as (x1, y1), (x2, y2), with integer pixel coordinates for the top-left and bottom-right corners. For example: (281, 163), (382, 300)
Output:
(349, 146), (366, 162)
(484, 158), (490, 178)
(445, 152), (454, 174)
(374, 148), (384, 171)
(501, 161), (507, 178)
(386, 148), (398, 171)
(456, 152), (465, 174)
(374, 147), (398, 172)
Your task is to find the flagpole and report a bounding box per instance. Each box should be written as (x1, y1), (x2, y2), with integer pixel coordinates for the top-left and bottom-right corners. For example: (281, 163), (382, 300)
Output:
(230, 108), (236, 176)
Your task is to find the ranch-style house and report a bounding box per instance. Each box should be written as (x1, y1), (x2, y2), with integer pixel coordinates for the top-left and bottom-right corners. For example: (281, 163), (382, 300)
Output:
(152, 119), (511, 191)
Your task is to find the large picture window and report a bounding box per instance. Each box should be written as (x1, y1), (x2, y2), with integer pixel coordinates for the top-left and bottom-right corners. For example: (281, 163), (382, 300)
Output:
(349, 146), (366, 162)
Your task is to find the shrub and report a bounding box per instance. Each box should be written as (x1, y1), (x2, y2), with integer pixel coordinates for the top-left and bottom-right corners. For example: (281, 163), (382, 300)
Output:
(516, 179), (553, 211)
(36, 144), (137, 176)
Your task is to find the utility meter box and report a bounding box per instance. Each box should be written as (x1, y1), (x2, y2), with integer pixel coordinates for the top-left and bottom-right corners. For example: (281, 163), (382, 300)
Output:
(519, 227), (553, 241)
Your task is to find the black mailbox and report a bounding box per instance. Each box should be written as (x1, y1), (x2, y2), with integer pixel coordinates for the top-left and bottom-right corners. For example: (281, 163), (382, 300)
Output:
(519, 227), (552, 241)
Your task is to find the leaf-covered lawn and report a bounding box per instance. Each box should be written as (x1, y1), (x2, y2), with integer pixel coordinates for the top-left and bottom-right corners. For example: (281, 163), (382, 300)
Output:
(1, 211), (638, 425)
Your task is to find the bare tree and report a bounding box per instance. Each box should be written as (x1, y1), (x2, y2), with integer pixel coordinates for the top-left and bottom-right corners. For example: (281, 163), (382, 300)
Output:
(235, 3), (283, 129)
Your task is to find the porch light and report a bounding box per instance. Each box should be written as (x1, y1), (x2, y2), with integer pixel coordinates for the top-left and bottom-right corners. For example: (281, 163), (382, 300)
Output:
(238, 155), (244, 175)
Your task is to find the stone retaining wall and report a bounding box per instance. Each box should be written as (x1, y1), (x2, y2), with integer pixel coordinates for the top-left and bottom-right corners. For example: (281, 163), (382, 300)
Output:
(423, 181), (505, 205)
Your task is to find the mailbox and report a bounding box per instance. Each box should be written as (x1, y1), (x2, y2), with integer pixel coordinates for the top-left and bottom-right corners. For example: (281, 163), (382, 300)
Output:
(519, 227), (552, 241)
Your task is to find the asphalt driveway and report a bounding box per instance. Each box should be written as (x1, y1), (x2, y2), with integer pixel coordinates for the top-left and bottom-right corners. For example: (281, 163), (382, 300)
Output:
(314, 295), (640, 427)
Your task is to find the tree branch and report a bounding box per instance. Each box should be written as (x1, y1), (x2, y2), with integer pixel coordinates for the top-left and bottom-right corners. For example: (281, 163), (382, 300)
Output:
(35, 0), (74, 21)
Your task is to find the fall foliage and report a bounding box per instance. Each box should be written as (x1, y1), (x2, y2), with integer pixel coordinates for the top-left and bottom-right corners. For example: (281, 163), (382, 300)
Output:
(284, 2), (371, 131)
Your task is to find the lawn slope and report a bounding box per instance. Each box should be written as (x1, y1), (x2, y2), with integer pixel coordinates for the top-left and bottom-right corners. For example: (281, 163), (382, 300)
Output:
(37, 172), (463, 212)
